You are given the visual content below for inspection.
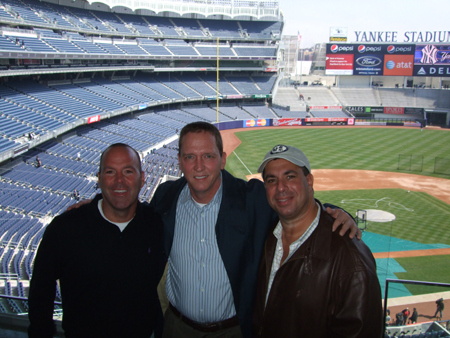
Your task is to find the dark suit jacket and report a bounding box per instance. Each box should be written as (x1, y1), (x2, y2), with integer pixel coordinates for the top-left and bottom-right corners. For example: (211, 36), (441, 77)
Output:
(150, 169), (278, 338)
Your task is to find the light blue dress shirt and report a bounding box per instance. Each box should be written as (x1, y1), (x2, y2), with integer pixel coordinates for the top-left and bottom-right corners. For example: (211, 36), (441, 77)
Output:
(165, 176), (236, 322)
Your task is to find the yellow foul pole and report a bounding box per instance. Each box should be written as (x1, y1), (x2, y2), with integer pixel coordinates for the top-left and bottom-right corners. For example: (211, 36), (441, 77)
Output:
(216, 37), (219, 123)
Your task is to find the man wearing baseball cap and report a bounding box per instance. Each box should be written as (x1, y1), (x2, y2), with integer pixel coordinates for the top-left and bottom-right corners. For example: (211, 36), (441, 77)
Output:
(252, 145), (383, 338)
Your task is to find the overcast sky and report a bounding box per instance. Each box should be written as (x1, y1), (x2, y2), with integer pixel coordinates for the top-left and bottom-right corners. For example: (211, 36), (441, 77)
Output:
(280, 0), (450, 48)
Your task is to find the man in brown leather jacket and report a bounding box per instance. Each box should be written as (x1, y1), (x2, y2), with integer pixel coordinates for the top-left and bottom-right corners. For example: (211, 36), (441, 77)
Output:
(252, 145), (383, 338)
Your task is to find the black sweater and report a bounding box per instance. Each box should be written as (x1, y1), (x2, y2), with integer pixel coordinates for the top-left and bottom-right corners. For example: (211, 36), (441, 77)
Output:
(28, 196), (167, 338)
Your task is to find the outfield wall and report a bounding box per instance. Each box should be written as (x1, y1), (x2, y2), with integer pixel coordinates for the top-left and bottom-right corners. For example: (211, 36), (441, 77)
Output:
(215, 118), (421, 130)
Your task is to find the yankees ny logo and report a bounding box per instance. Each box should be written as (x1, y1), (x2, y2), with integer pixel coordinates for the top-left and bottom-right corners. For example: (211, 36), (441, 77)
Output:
(420, 45), (439, 64)
(271, 145), (288, 154)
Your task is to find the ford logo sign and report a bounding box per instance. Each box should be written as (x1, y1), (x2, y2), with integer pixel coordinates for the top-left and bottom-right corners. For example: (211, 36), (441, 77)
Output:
(356, 56), (382, 67)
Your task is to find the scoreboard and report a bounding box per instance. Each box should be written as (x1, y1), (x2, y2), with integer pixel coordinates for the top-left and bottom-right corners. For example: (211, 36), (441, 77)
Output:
(325, 43), (450, 77)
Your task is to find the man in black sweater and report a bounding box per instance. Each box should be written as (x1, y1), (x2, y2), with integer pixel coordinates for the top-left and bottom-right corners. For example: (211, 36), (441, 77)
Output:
(28, 144), (167, 338)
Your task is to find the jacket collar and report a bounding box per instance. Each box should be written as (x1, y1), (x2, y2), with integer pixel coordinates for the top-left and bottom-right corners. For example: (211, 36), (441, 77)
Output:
(266, 199), (333, 263)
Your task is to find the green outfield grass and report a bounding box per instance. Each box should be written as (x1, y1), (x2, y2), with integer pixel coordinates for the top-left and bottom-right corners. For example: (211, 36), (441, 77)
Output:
(394, 256), (450, 294)
(224, 127), (450, 295)
(314, 189), (450, 246)
(225, 127), (450, 179)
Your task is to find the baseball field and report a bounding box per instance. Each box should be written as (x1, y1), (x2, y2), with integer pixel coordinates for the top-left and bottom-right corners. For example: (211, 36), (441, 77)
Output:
(222, 126), (450, 300)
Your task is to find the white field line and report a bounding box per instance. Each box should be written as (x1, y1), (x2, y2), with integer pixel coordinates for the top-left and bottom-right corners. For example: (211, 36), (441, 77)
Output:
(233, 151), (252, 175)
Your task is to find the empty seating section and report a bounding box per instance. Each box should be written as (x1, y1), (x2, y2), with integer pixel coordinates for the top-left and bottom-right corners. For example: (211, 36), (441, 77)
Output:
(377, 88), (417, 107)
(198, 19), (241, 38)
(166, 43), (199, 56)
(115, 43), (147, 55)
(331, 88), (378, 106)
(239, 21), (282, 39)
(0, 97), (62, 131)
(2, 162), (96, 197)
(138, 112), (182, 131)
(0, 7), (14, 20)
(8, 81), (104, 118)
(118, 14), (155, 35)
(0, 115), (38, 138)
(88, 121), (162, 148)
(34, 29), (62, 39)
(0, 36), (23, 51)
(29, 3), (74, 29)
(72, 40), (108, 54)
(196, 45), (235, 56)
(0, 0), (282, 41)
(153, 74), (202, 99)
(226, 75), (265, 95)
(46, 140), (102, 163)
(0, 138), (17, 152)
(175, 74), (218, 97)
(298, 87), (339, 106)
(134, 75), (184, 100)
(213, 104), (253, 120)
(34, 152), (97, 177)
(93, 11), (132, 34)
(113, 79), (168, 102)
(77, 126), (147, 152)
(182, 106), (229, 121)
(199, 74), (240, 96)
(96, 42), (125, 54)
(144, 16), (179, 37)
(0, 180), (79, 218)
(50, 83), (124, 111)
(66, 7), (113, 33)
(139, 42), (172, 56)
(158, 109), (204, 125)
(171, 18), (204, 37)
(242, 104), (276, 118)
(5, 35), (55, 53)
(42, 38), (85, 53)
(252, 75), (276, 92)
(141, 143), (179, 199)
(76, 81), (138, 107)
(233, 47), (276, 57)
(0, 84), (76, 123)
(92, 78), (154, 104)
(118, 119), (171, 142)
(4, 1), (47, 25)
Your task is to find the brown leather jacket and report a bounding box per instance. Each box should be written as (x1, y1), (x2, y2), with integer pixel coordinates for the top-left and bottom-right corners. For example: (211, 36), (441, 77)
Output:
(253, 202), (383, 338)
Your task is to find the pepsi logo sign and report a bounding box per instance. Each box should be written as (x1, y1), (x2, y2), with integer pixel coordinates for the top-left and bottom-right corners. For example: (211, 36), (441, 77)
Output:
(359, 45), (382, 53)
(387, 45), (413, 53)
(330, 45), (354, 53)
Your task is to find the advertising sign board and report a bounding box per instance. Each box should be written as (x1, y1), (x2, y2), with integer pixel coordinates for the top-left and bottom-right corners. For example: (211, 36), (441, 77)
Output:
(325, 44), (415, 76)
(413, 44), (450, 77)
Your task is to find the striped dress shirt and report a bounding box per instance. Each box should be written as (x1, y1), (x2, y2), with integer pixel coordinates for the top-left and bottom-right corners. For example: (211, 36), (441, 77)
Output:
(165, 176), (236, 322)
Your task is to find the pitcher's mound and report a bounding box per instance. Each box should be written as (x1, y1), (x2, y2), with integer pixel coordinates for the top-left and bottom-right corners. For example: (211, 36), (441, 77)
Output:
(356, 209), (396, 222)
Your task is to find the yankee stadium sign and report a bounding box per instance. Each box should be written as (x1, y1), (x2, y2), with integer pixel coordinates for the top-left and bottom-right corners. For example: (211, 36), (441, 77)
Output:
(354, 31), (450, 43)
